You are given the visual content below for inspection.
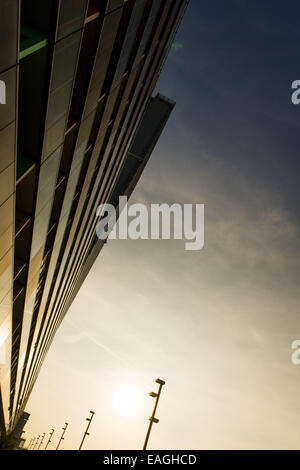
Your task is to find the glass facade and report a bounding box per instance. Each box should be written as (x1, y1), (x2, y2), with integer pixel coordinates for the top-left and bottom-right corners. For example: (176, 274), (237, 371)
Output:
(0, 0), (18, 431)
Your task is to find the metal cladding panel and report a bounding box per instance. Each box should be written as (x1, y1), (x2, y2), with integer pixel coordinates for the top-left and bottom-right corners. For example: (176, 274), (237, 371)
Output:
(0, 0), (19, 74)
(110, 94), (175, 206)
(129, 94), (175, 159)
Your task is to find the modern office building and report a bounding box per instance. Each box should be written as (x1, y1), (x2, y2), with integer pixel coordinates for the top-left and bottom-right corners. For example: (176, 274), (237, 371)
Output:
(0, 0), (188, 433)
(12, 410), (29, 448)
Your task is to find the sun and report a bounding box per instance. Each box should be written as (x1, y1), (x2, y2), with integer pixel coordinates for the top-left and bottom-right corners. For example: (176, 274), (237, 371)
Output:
(112, 383), (142, 418)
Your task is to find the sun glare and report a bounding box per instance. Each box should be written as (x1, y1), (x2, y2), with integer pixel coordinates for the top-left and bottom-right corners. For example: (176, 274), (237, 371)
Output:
(112, 383), (143, 418)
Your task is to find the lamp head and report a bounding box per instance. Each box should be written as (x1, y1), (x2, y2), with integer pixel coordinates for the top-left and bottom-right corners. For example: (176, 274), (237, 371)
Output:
(155, 378), (165, 386)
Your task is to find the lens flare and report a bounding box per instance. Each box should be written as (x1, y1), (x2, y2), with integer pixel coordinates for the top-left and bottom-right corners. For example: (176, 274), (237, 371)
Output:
(112, 383), (142, 418)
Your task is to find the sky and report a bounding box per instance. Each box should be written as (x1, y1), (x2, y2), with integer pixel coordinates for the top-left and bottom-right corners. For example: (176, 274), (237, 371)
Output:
(24, 0), (300, 450)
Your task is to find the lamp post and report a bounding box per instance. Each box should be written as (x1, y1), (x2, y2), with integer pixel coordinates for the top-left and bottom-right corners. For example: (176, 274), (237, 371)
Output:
(56, 422), (68, 450)
(29, 437), (36, 450)
(38, 433), (45, 450)
(33, 435), (40, 450)
(44, 428), (55, 450)
(79, 411), (95, 450)
(143, 378), (166, 450)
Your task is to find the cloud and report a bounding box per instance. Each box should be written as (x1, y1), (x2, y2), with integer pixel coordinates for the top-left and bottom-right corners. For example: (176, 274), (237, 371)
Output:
(58, 318), (130, 367)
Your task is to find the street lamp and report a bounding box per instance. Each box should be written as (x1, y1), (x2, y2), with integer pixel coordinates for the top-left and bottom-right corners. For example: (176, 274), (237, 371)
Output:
(143, 378), (166, 450)
(56, 422), (68, 450)
(33, 435), (40, 450)
(44, 428), (55, 450)
(38, 433), (45, 450)
(79, 410), (95, 450)
(29, 437), (36, 450)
